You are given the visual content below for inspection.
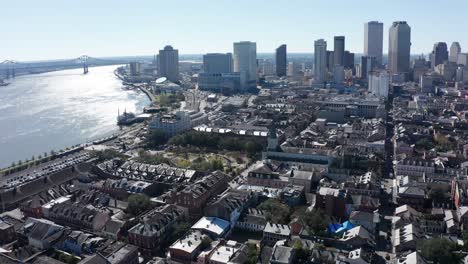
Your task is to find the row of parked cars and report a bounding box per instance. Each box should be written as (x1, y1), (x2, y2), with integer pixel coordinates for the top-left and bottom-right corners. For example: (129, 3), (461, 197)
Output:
(43, 152), (90, 174)
(2, 152), (91, 189)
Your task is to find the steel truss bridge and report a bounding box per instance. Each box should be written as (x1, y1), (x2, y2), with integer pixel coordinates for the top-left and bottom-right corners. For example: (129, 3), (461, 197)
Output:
(0, 55), (132, 79)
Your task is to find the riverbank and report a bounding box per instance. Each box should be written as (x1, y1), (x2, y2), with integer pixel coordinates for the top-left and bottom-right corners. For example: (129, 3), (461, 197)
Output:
(0, 65), (150, 168)
(113, 68), (156, 104)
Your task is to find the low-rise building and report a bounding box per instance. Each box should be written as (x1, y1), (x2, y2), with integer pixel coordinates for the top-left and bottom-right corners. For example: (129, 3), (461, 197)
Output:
(395, 158), (435, 178)
(0, 218), (16, 244)
(170, 171), (228, 219)
(263, 222), (291, 246)
(205, 190), (256, 228)
(392, 224), (422, 253)
(340, 226), (375, 248)
(281, 185), (304, 207)
(208, 240), (247, 264)
(191, 217), (230, 239)
(396, 251), (428, 264)
(247, 162), (289, 189)
(22, 217), (64, 250)
(148, 111), (208, 137)
(312, 187), (347, 219)
(45, 200), (111, 232)
(270, 240), (295, 264)
(342, 248), (373, 264)
(169, 230), (208, 264)
(236, 208), (268, 232)
(128, 204), (188, 252)
(348, 211), (380, 233)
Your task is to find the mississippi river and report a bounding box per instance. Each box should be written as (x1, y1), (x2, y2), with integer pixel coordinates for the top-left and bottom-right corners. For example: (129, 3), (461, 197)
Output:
(0, 65), (149, 167)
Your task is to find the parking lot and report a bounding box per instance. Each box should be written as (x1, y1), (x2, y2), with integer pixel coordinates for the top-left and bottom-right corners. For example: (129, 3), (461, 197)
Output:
(0, 152), (91, 190)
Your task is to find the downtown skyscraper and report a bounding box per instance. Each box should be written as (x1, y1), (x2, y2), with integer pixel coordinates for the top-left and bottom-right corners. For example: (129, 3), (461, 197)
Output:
(388, 21), (411, 75)
(450, 42), (462, 63)
(203, 53), (233, 74)
(275, 44), (287, 77)
(333, 36), (345, 67)
(233, 41), (257, 85)
(158, 45), (179, 82)
(364, 21), (383, 65)
(314, 39), (327, 84)
(431, 42), (448, 68)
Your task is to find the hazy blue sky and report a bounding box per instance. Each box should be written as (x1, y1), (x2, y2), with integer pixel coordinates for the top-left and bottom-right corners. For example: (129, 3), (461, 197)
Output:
(2, 0), (467, 61)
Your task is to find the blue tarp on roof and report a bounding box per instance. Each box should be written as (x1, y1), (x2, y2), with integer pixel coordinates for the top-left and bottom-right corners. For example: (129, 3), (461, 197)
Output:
(327, 223), (342, 233)
(327, 221), (355, 234)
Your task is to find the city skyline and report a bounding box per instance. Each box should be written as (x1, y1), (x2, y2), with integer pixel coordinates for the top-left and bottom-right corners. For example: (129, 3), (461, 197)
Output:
(2, 0), (468, 61)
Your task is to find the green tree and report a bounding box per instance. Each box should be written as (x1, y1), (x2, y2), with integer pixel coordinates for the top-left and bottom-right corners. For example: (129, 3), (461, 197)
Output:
(415, 138), (435, 151)
(462, 232), (468, 251)
(258, 199), (291, 224)
(420, 238), (462, 264)
(301, 210), (328, 236)
(429, 187), (448, 202)
(172, 221), (191, 238)
(127, 194), (151, 216)
(176, 159), (192, 168)
(136, 150), (170, 165)
(146, 130), (168, 148)
(292, 240), (311, 264)
(245, 243), (258, 264)
(210, 158), (224, 171)
(91, 149), (125, 162)
(200, 236), (212, 250)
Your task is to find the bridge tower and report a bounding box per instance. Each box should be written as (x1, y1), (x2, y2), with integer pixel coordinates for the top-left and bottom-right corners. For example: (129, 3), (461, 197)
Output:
(79, 55), (89, 74)
(2, 61), (16, 79)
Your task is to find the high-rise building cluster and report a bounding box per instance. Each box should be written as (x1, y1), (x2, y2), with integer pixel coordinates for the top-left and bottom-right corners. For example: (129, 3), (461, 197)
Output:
(152, 19), (468, 99)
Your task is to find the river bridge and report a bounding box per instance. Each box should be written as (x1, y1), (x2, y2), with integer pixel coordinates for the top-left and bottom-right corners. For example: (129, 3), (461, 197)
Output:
(0, 55), (135, 79)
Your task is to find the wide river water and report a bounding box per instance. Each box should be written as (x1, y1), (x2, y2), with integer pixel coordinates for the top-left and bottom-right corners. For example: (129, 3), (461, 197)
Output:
(0, 65), (150, 168)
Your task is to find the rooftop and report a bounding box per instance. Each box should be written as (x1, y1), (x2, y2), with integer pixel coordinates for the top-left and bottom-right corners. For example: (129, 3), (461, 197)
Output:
(191, 217), (230, 237)
(170, 230), (205, 254)
(263, 222), (291, 236)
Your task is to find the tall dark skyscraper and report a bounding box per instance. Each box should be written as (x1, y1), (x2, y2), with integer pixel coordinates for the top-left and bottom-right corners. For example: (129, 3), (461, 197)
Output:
(275, 44), (287, 77)
(334, 36), (345, 67)
(326, 51), (334, 71)
(388, 21), (411, 75)
(360, 56), (377, 79)
(314, 39), (327, 84)
(431, 42), (448, 68)
(344, 51), (355, 69)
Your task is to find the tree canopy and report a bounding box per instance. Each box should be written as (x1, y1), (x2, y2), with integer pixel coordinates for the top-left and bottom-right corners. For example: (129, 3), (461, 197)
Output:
(301, 209), (329, 236)
(419, 238), (462, 264)
(90, 148), (125, 162)
(127, 194), (151, 216)
(258, 199), (291, 224)
(169, 131), (265, 157)
(145, 130), (169, 148)
(245, 243), (259, 264)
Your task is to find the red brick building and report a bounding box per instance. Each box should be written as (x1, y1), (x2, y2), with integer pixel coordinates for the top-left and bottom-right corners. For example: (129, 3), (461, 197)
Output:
(169, 171), (228, 219)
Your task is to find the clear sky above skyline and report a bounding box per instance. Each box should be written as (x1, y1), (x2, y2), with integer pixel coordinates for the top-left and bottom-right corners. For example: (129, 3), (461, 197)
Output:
(2, 0), (467, 61)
